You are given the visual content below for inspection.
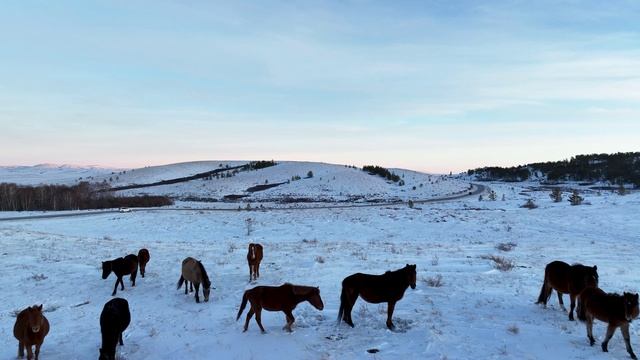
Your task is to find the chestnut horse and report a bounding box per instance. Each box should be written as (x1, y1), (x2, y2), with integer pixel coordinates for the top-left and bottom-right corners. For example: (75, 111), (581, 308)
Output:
(236, 283), (324, 332)
(102, 254), (139, 296)
(247, 243), (263, 282)
(138, 248), (150, 278)
(536, 260), (598, 320)
(338, 264), (417, 329)
(177, 257), (212, 303)
(99, 298), (131, 360)
(13, 304), (49, 360)
(577, 288), (639, 359)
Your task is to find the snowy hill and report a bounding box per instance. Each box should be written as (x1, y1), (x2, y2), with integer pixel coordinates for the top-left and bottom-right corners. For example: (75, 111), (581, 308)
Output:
(102, 161), (470, 203)
(0, 164), (120, 186)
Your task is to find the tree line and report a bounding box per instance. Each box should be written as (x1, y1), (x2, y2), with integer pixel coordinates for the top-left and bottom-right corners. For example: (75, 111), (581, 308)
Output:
(468, 152), (640, 186)
(0, 182), (172, 211)
(362, 165), (401, 182)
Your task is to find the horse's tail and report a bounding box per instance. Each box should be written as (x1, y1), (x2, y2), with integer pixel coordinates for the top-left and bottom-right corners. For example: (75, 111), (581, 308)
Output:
(236, 291), (249, 321)
(576, 295), (587, 322)
(177, 275), (185, 290)
(536, 271), (550, 304)
(337, 285), (347, 324)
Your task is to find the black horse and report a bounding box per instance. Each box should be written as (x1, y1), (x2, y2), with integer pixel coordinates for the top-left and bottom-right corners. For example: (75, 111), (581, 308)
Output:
(99, 298), (131, 360)
(102, 254), (138, 296)
(338, 264), (417, 329)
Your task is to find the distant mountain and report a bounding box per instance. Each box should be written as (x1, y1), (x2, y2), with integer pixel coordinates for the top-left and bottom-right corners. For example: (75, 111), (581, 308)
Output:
(468, 152), (640, 186)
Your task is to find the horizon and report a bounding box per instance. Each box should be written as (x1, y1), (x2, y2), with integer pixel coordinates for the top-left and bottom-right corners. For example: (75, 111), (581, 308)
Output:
(1, 1), (639, 173)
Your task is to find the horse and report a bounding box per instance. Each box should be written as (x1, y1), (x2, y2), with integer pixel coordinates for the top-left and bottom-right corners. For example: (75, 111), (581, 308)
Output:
(337, 264), (417, 330)
(536, 261), (599, 320)
(13, 305), (49, 360)
(177, 257), (212, 303)
(247, 243), (263, 282)
(236, 283), (324, 332)
(102, 254), (139, 296)
(577, 288), (639, 359)
(99, 298), (131, 360)
(138, 248), (150, 278)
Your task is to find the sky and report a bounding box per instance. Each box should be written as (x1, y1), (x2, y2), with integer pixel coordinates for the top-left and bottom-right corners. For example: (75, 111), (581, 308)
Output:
(1, 1), (639, 173)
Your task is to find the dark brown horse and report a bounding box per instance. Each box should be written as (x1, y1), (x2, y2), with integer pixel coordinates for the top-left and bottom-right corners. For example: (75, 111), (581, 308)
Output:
(536, 260), (598, 320)
(236, 283), (324, 332)
(338, 264), (417, 329)
(247, 243), (263, 282)
(102, 254), (139, 296)
(138, 248), (150, 278)
(13, 304), (50, 360)
(177, 257), (212, 303)
(99, 298), (131, 360)
(577, 288), (639, 359)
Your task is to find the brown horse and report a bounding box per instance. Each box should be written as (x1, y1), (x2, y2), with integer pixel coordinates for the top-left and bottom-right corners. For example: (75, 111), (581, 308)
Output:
(138, 248), (150, 278)
(338, 264), (417, 329)
(13, 305), (50, 360)
(236, 283), (324, 332)
(247, 243), (263, 282)
(177, 257), (212, 303)
(577, 288), (640, 359)
(102, 254), (139, 296)
(536, 260), (598, 320)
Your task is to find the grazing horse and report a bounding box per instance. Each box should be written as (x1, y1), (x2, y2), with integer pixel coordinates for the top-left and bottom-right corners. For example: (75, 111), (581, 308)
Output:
(236, 283), (324, 332)
(177, 257), (212, 303)
(13, 305), (49, 360)
(247, 243), (263, 282)
(102, 254), (139, 296)
(338, 264), (417, 329)
(577, 288), (640, 359)
(138, 248), (150, 278)
(99, 298), (131, 360)
(536, 260), (598, 320)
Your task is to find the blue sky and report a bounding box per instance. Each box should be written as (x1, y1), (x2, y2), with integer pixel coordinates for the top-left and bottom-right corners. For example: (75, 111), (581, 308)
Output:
(1, 1), (639, 172)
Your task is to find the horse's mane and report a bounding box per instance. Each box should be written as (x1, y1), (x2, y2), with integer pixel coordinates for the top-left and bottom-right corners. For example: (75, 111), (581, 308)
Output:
(289, 284), (316, 296)
(197, 261), (211, 288)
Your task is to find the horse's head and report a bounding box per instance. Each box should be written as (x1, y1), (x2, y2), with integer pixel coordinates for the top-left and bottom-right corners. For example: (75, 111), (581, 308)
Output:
(585, 265), (599, 288)
(99, 347), (115, 360)
(203, 285), (211, 302)
(101, 261), (111, 279)
(25, 305), (45, 334)
(406, 264), (417, 289)
(305, 287), (324, 310)
(623, 292), (640, 322)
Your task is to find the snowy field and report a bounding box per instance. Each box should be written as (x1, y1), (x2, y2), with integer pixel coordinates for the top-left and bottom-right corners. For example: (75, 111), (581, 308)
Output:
(1, 183), (639, 359)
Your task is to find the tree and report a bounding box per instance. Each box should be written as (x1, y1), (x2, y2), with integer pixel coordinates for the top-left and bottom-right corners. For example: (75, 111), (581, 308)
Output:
(488, 190), (497, 201)
(408, 200), (414, 208)
(549, 188), (562, 202)
(307, 171), (314, 178)
(618, 183), (627, 196)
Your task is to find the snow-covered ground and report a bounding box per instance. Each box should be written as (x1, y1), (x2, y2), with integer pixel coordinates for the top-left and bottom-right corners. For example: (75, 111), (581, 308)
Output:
(0, 164), (120, 185)
(1, 182), (638, 359)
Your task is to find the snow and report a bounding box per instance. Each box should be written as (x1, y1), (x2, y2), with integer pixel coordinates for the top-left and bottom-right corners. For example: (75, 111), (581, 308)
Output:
(0, 164), (121, 186)
(1, 165), (639, 359)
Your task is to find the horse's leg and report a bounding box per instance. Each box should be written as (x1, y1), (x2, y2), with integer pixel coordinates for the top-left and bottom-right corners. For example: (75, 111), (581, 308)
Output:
(256, 262), (260, 279)
(194, 283), (200, 303)
(283, 309), (295, 332)
(621, 323), (637, 359)
(568, 293), (576, 321)
(587, 316), (595, 346)
(18, 341), (24, 358)
(243, 307), (255, 332)
(255, 307), (266, 333)
(35, 343), (40, 360)
(344, 290), (358, 327)
(190, 281), (194, 292)
(386, 301), (397, 330)
(601, 324), (617, 352)
(249, 264), (253, 281)
(112, 278), (119, 296)
(131, 266), (137, 287)
(26, 344), (33, 360)
(556, 291), (566, 311)
(184, 280), (189, 295)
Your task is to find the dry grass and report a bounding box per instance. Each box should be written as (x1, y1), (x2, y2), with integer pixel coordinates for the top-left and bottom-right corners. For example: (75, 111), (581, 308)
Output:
(480, 255), (515, 271)
(495, 242), (517, 252)
(423, 274), (444, 287)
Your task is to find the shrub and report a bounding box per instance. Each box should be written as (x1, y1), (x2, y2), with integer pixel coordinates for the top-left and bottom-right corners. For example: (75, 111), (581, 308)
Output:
(496, 242), (517, 252)
(568, 190), (583, 206)
(481, 255), (515, 271)
(424, 274), (444, 287)
(549, 188), (562, 202)
(307, 171), (314, 178)
(520, 199), (538, 209)
(408, 200), (414, 208)
(488, 190), (497, 201)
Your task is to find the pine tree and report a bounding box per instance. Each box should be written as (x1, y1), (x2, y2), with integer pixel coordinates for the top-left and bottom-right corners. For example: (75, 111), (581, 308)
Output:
(549, 188), (562, 202)
(568, 190), (583, 206)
